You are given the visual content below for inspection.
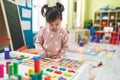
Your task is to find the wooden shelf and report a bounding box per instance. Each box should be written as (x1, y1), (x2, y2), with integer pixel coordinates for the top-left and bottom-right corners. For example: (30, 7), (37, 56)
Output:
(117, 18), (120, 20)
(94, 11), (120, 33)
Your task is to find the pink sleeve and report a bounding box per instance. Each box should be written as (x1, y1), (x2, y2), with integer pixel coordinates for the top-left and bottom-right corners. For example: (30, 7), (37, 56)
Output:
(59, 31), (69, 57)
(34, 30), (45, 52)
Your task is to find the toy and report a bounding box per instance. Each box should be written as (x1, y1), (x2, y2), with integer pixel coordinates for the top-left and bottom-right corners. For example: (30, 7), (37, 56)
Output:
(44, 75), (51, 80)
(23, 58), (83, 79)
(78, 41), (84, 46)
(15, 74), (22, 80)
(94, 32), (100, 43)
(13, 62), (18, 75)
(0, 64), (4, 77)
(6, 61), (11, 74)
(102, 21), (107, 26)
(8, 64), (13, 77)
(30, 72), (38, 80)
(58, 58), (84, 70)
(38, 70), (43, 80)
(4, 47), (10, 59)
(30, 70), (43, 80)
(68, 44), (116, 57)
(23, 58), (84, 72)
(99, 5), (109, 11)
(23, 58), (58, 70)
(27, 68), (34, 79)
(43, 65), (76, 80)
(8, 62), (21, 80)
(90, 26), (95, 42)
(32, 56), (41, 73)
(28, 56), (43, 80)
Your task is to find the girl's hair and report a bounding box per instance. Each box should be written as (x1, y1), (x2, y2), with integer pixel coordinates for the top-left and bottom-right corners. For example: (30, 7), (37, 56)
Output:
(41, 2), (64, 23)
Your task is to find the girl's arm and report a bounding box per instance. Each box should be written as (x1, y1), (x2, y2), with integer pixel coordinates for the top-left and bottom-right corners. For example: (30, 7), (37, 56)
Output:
(34, 32), (44, 51)
(34, 31), (46, 58)
(59, 31), (69, 57)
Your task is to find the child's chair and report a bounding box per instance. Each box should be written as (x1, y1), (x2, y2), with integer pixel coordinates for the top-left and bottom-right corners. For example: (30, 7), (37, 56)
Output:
(102, 27), (113, 43)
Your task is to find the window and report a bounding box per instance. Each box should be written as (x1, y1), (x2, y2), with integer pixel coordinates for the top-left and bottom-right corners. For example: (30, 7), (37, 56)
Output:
(32, 0), (47, 32)
(32, 0), (82, 31)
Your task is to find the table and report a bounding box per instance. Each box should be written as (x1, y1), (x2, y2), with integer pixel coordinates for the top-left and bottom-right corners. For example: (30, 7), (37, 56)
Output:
(95, 31), (117, 43)
(0, 52), (90, 80)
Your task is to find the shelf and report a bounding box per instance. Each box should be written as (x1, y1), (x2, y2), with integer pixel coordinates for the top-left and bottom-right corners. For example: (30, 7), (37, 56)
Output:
(94, 19), (100, 20)
(94, 25), (101, 27)
(94, 10), (119, 33)
(117, 18), (120, 20)
(101, 19), (109, 20)
(109, 19), (116, 20)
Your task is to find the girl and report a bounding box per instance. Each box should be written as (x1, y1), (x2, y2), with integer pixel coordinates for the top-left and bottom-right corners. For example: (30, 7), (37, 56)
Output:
(34, 2), (68, 59)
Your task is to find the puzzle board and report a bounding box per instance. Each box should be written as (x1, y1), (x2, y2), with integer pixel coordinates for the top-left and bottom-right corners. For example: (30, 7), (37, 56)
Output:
(22, 59), (59, 70)
(22, 58), (84, 70)
(68, 44), (117, 57)
(43, 65), (77, 80)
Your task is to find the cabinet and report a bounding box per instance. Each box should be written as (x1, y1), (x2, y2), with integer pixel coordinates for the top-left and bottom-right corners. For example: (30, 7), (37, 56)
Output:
(94, 11), (120, 33)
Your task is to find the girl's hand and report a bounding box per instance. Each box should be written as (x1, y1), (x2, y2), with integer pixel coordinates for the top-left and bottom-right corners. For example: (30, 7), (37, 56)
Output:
(39, 51), (46, 59)
(50, 54), (61, 59)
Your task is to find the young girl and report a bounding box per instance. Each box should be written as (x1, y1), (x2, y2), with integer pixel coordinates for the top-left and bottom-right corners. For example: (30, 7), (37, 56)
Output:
(34, 2), (68, 59)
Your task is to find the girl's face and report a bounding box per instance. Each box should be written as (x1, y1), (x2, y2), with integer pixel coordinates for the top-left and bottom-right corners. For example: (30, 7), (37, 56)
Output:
(48, 18), (61, 32)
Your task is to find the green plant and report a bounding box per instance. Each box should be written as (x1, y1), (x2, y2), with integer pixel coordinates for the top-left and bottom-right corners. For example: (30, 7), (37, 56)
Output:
(84, 20), (93, 29)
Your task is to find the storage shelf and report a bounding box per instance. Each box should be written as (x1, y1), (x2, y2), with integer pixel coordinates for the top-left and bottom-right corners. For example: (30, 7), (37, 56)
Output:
(94, 11), (120, 33)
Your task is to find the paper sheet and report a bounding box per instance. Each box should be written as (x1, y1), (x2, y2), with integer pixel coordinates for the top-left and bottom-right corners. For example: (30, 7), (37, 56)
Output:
(15, 0), (26, 6)
(21, 21), (31, 30)
(27, 0), (32, 8)
(22, 8), (31, 18)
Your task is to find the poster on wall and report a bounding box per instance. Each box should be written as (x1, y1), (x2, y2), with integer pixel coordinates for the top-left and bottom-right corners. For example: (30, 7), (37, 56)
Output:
(21, 21), (31, 30)
(27, 0), (32, 8)
(22, 8), (31, 18)
(15, 0), (26, 6)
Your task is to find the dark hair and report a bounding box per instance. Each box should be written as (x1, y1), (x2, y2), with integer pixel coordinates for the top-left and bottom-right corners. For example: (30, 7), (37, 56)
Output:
(41, 2), (64, 23)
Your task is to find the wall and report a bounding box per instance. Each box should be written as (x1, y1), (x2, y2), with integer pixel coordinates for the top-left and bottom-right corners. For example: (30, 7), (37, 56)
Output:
(81, 0), (87, 27)
(0, 0), (33, 52)
(17, 0), (34, 48)
(85, 0), (120, 20)
(18, 0), (57, 48)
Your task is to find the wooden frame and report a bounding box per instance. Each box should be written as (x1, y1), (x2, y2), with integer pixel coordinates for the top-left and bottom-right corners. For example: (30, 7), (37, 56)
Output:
(0, 0), (26, 51)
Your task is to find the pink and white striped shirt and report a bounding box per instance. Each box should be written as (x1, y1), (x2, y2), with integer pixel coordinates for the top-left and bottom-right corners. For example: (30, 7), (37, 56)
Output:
(34, 27), (68, 57)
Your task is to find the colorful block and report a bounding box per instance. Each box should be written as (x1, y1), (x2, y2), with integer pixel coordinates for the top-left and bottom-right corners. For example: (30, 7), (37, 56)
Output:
(0, 64), (4, 77)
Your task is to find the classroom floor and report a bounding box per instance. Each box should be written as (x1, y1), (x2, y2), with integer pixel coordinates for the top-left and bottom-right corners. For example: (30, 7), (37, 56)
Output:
(66, 42), (120, 80)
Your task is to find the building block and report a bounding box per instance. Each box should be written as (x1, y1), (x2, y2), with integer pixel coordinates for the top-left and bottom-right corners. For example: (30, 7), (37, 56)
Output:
(4, 48), (10, 59)
(13, 62), (18, 75)
(28, 68), (34, 79)
(6, 61), (11, 74)
(44, 75), (51, 80)
(58, 76), (67, 80)
(0, 64), (4, 77)
(15, 74), (22, 80)
(38, 70), (43, 80)
(8, 64), (13, 77)
(30, 72), (38, 80)
(32, 56), (41, 73)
